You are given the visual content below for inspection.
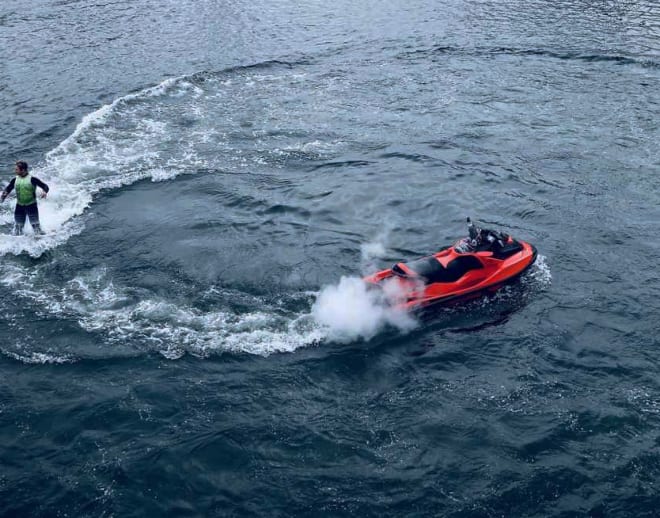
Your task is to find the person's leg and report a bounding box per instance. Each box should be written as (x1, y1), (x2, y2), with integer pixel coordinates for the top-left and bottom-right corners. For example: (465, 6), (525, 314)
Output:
(26, 203), (43, 234)
(13, 205), (27, 235)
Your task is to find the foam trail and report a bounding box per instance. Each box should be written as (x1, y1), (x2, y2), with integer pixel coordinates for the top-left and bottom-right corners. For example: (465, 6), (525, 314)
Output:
(529, 254), (552, 286)
(1, 263), (325, 361)
(62, 269), (326, 358)
(0, 75), (202, 258)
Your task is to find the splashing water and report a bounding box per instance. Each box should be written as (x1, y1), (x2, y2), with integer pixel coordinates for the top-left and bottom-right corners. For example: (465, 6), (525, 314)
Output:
(312, 276), (418, 343)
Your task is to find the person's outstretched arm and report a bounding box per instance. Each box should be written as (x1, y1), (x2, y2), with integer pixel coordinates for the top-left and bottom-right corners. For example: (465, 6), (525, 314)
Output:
(0, 178), (16, 202)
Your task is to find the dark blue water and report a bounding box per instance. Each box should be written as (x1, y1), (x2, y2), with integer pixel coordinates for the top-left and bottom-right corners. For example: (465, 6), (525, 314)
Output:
(2, 1), (660, 516)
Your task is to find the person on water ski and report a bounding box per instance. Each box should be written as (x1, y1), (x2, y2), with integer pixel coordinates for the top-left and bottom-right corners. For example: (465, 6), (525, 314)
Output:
(0, 161), (50, 235)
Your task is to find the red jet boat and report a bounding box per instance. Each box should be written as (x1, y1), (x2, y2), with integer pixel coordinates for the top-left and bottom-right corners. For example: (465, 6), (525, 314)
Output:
(363, 218), (537, 311)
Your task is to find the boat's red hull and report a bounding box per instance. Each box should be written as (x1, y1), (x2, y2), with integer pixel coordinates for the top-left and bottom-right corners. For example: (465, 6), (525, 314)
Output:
(363, 238), (537, 311)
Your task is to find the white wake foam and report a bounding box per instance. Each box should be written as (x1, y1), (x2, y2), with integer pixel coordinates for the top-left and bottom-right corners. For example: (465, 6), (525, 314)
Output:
(0, 76), (204, 258)
(528, 254), (552, 286)
(0, 70), (359, 362)
(1, 264), (324, 360)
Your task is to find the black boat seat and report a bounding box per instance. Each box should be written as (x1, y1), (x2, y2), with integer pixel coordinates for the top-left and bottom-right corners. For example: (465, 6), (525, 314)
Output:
(492, 240), (523, 259)
(394, 255), (484, 283)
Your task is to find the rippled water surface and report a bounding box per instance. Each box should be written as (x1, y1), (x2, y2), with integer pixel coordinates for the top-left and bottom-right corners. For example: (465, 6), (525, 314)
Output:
(1, 1), (659, 516)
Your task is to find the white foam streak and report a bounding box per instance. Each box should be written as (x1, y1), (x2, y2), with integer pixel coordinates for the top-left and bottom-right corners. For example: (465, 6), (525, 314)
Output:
(78, 300), (323, 359)
(47, 76), (194, 158)
(2, 264), (324, 360)
(3, 351), (74, 364)
(0, 75), (202, 258)
(529, 255), (552, 286)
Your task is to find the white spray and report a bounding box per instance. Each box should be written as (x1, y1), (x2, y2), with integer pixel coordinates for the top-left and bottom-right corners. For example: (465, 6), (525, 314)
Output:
(312, 235), (418, 343)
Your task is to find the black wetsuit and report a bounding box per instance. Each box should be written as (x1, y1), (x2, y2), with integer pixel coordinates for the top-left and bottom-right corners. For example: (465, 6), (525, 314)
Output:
(2, 175), (50, 235)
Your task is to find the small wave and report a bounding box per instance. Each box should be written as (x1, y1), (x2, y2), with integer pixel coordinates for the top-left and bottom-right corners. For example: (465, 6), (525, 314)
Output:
(78, 299), (323, 359)
(62, 274), (324, 358)
(378, 151), (436, 163)
(400, 45), (660, 69)
(311, 160), (374, 171)
(218, 58), (313, 76)
(2, 350), (75, 365)
(487, 47), (649, 66)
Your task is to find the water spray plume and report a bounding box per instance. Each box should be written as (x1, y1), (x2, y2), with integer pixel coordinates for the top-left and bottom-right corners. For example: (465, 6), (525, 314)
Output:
(312, 276), (417, 343)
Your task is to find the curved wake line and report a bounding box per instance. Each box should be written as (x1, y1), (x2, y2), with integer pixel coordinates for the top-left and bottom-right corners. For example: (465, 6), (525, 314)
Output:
(0, 263), (325, 362)
(47, 76), (201, 159)
(0, 75), (203, 258)
(0, 57), (319, 259)
(0, 253), (552, 364)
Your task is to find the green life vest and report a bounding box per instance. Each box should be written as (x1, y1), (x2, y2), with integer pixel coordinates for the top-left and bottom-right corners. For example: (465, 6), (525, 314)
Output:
(15, 174), (36, 206)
